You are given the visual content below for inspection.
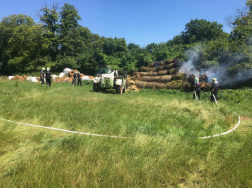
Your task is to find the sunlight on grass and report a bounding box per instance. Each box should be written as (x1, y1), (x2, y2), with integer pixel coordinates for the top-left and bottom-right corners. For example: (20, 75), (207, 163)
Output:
(0, 79), (251, 187)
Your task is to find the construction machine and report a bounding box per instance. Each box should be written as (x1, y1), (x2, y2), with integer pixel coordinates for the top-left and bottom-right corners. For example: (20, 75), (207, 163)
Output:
(93, 65), (127, 94)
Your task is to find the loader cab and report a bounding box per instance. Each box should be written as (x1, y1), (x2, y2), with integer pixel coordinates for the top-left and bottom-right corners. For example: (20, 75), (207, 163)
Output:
(97, 66), (111, 77)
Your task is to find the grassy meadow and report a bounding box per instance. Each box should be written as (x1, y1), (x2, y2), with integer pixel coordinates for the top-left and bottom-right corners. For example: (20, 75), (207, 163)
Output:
(0, 77), (251, 187)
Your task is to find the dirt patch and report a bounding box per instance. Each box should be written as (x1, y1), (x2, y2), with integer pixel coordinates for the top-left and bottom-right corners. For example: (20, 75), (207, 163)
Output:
(240, 116), (251, 121)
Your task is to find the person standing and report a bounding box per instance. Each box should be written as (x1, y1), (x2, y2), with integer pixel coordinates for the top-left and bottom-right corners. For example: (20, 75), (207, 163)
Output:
(77, 72), (82, 86)
(45, 68), (52, 87)
(211, 78), (218, 102)
(72, 71), (77, 85)
(40, 68), (45, 86)
(193, 78), (201, 100)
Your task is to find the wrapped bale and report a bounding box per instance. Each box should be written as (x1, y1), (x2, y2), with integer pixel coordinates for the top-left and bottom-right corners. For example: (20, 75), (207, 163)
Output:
(59, 72), (65, 78)
(8, 76), (14, 80)
(168, 68), (179, 75)
(63, 68), (71, 75)
(172, 73), (187, 81)
(136, 80), (146, 89)
(153, 83), (165, 89)
(158, 70), (169, 75)
(160, 75), (172, 83)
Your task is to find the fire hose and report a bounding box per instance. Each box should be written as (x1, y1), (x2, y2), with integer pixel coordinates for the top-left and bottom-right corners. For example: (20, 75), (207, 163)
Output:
(0, 93), (241, 139)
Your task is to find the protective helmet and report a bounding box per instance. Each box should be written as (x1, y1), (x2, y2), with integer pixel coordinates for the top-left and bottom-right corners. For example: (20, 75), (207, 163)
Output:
(195, 78), (199, 82)
(42, 68), (45, 70)
(47, 67), (50, 71)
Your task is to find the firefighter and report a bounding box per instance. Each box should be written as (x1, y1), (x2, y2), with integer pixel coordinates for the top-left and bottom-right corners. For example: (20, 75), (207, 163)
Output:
(211, 78), (218, 102)
(193, 78), (201, 100)
(45, 67), (52, 87)
(77, 72), (82, 86)
(40, 68), (45, 86)
(72, 71), (78, 85)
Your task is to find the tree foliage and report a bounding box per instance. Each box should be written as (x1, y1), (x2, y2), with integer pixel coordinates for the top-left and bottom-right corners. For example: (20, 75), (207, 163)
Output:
(0, 2), (252, 80)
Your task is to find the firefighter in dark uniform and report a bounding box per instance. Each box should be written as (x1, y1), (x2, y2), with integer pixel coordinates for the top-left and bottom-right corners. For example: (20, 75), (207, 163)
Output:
(40, 68), (45, 86)
(77, 72), (82, 86)
(72, 71), (78, 85)
(45, 67), (52, 87)
(211, 78), (218, 102)
(193, 78), (201, 100)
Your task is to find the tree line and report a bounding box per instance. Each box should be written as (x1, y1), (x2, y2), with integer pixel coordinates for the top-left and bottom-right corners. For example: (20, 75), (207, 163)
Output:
(0, 1), (252, 77)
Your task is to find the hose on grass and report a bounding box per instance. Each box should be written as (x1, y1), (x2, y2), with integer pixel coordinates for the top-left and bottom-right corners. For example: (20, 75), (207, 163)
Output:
(0, 92), (241, 139)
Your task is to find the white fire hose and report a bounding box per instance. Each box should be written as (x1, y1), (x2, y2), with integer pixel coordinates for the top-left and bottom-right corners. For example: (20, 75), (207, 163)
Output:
(0, 92), (241, 140)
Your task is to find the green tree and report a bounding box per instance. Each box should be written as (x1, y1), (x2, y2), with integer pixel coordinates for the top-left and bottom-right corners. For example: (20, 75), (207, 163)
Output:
(181, 19), (225, 44)
(37, 3), (60, 60)
(0, 14), (37, 73)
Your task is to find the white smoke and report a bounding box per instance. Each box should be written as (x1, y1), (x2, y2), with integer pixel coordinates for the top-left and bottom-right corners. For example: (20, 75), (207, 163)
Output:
(179, 44), (252, 87)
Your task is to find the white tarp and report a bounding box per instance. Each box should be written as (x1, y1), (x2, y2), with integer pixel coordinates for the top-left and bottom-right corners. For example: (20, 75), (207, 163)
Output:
(63, 68), (71, 75)
(8, 76), (14, 80)
(59, 72), (65, 78)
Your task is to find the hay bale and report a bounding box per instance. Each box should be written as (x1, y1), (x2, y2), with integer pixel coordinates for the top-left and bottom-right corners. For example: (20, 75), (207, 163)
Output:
(164, 63), (174, 69)
(151, 76), (161, 82)
(148, 62), (154, 67)
(136, 80), (146, 89)
(160, 75), (172, 83)
(36, 77), (41, 81)
(141, 76), (152, 82)
(166, 59), (174, 64)
(138, 72), (150, 76)
(68, 69), (79, 77)
(165, 80), (188, 90)
(153, 83), (165, 89)
(173, 73), (187, 81)
(142, 76), (161, 82)
(139, 66), (148, 72)
(199, 74), (208, 82)
(157, 70), (169, 75)
(10, 75), (20, 80)
(168, 68), (179, 75)
(88, 76), (95, 79)
(188, 74), (195, 84)
(148, 72), (157, 76)
(157, 61), (165, 66)
(156, 65), (165, 72)
(145, 82), (155, 89)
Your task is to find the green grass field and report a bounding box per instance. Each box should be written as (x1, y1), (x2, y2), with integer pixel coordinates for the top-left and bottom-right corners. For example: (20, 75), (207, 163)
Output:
(0, 78), (251, 187)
